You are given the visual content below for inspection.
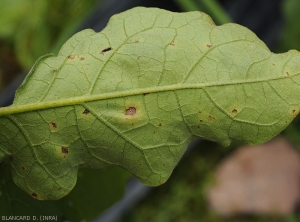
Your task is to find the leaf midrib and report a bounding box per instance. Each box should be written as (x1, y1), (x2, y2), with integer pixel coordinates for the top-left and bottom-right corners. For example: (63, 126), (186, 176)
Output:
(0, 73), (296, 116)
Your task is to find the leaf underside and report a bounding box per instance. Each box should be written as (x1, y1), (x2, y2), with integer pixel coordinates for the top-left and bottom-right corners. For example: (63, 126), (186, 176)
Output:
(0, 7), (300, 200)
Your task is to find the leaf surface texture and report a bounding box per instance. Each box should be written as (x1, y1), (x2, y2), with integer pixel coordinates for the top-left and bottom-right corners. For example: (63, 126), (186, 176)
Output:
(0, 7), (300, 199)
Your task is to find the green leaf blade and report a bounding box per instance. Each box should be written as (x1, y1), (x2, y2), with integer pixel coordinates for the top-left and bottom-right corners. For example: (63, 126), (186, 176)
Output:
(0, 7), (300, 200)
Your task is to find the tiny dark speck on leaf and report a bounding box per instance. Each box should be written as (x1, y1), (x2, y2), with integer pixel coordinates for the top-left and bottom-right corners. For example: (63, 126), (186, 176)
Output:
(200, 120), (204, 123)
(207, 44), (212, 48)
(125, 107), (136, 116)
(232, 109), (238, 113)
(143, 92), (150, 96)
(61, 146), (68, 154)
(31, 193), (37, 198)
(158, 123), (162, 127)
(80, 57), (85, 61)
(286, 72), (289, 76)
(100, 47), (112, 54)
(9, 156), (13, 161)
(82, 109), (90, 115)
(68, 55), (75, 59)
(170, 42), (175, 46)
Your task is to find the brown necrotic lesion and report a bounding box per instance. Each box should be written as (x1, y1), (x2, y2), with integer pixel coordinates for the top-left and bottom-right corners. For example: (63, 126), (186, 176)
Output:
(61, 146), (68, 154)
(125, 107), (136, 116)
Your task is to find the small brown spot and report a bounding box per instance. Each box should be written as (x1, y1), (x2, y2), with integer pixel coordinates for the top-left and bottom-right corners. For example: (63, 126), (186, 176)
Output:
(143, 92), (150, 96)
(9, 156), (13, 161)
(209, 116), (215, 120)
(58, 188), (62, 190)
(61, 146), (68, 154)
(272, 63), (275, 66)
(170, 42), (175, 46)
(80, 57), (85, 61)
(286, 72), (289, 76)
(82, 109), (90, 115)
(207, 44), (212, 48)
(68, 55), (75, 59)
(22, 166), (25, 170)
(31, 192), (38, 198)
(135, 38), (140, 43)
(158, 123), (162, 127)
(125, 107), (136, 116)
(200, 120), (204, 123)
(137, 56), (141, 60)
(292, 110), (297, 115)
(232, 109), (238, 114)
(50, 122), (57, 128)
(100, 47), (112, 55)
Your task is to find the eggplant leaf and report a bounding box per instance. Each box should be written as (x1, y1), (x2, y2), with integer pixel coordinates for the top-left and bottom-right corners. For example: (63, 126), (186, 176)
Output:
(0, 7), (300, 200)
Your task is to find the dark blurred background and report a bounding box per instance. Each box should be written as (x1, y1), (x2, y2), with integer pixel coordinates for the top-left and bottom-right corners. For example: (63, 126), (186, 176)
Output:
(1, 0), (300, 221)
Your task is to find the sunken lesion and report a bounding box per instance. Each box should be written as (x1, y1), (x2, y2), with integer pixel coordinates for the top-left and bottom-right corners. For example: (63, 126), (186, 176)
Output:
(125, 107), (136, 116)
(82, 109), (90, 115)
(61, 146), (68, 154)
(49, 122), (57, 130)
